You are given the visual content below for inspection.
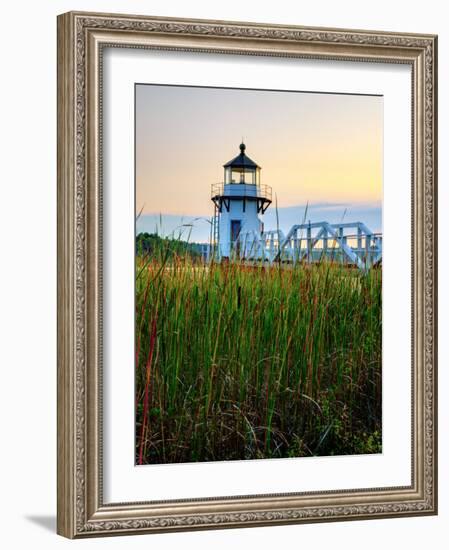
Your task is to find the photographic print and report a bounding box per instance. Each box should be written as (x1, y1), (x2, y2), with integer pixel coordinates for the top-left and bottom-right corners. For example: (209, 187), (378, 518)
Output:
(135, 84), (383, 465)
(57, 12), (437, 537)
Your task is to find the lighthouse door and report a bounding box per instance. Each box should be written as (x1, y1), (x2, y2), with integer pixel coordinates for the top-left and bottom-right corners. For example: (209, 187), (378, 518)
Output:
(230, 219), (242, 255)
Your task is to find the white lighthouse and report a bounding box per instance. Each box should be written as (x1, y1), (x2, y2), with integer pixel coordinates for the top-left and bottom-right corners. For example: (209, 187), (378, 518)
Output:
(211, 143), (272, 260)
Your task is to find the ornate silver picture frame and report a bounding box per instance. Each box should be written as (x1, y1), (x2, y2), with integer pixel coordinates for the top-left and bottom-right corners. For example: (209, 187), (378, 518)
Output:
(57, 11), (437, 538)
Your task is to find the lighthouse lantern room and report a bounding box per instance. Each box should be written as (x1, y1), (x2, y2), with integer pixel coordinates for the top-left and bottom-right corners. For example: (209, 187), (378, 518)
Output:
(211, 143), (272, 260)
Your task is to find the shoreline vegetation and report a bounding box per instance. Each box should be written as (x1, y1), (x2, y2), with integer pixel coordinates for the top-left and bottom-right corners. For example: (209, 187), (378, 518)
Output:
(135, 233), (382, 465)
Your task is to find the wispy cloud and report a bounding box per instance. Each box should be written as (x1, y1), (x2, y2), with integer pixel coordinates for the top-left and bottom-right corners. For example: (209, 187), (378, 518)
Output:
(136, 201), (382, 243)
(264, 202), (382, 234)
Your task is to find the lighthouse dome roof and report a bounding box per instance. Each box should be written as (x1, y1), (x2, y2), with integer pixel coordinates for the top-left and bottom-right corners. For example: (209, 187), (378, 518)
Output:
(223, 142), (260, 170)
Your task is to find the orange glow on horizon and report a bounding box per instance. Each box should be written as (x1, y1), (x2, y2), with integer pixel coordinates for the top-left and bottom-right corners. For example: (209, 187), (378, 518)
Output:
(136, 85), (382, 217)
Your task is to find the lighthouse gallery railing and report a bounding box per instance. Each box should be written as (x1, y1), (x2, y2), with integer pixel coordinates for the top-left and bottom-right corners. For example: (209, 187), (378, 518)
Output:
(211, 182), (272, 202)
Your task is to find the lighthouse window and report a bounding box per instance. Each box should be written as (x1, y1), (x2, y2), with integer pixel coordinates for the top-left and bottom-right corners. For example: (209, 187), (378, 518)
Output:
(230, 169), (243, 183)
(228, 168), (258, 185)
(230, 220), (242, 243)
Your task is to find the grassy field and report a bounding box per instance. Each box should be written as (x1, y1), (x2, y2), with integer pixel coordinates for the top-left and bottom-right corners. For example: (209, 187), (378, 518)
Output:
(135, 242), (382, 465)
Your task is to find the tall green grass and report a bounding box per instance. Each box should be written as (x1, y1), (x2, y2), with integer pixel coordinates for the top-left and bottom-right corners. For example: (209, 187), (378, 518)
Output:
(136, 244), (382, 464)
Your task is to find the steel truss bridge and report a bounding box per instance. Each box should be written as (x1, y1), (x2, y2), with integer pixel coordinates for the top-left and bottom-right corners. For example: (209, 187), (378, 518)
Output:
(228, 221), (382, 270)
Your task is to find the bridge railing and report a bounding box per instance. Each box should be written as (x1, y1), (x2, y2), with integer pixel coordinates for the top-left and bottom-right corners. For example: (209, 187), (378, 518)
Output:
(232, 221), (382, 270)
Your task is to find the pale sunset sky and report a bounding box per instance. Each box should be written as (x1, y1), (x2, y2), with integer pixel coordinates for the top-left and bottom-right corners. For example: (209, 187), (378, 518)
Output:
(136, 84), (383, 241)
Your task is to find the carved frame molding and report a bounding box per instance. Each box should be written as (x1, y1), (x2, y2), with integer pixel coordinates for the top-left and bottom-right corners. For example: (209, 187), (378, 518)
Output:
(57, 11), (437, 538)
